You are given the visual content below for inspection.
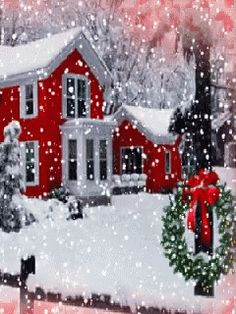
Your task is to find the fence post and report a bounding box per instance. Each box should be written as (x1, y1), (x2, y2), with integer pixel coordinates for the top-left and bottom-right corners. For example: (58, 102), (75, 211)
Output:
(20, 256), (35, 314)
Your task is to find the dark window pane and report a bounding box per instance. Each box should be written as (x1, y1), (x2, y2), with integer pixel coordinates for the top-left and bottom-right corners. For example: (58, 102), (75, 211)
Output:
(67, 99), (75, 118)
(121, 148), (142, 174)
(86, 139), (94, 181)
(165, 152), (171, 174)
(69, 161), (77, 180)
(25, 84), (33, 100)
(87, 160), (94, 180)
(26, 100), (34, 115)
(67, 78), (75, 97)
(78, 79), (86, 100)
(99, 140), (107, 159)
(68, 140), (77, 181)
(86, 140), (94, 159)
(26, 142), (35, 162)
(78, 99), (86, 117)
(100, 160), (107, 180)
(69, 140), (77, 159)
(26, 162), (35, 183)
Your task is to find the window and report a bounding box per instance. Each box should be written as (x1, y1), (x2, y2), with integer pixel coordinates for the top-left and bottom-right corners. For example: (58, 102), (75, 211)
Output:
(64, 75), (89, 118)
(165, 151), (171, 174)
(86, 139), (94, 180)
(25, 141), (39, 185)
(121, 147), (142, 174)
(68, 140), (77, 181)
(20, 82), (38, 118)
(100, 140), (107, 180)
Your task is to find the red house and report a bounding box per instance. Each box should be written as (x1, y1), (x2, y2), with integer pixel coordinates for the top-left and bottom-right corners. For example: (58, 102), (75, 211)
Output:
(113, 105), (182, 193)
(0, 28), (182, 201)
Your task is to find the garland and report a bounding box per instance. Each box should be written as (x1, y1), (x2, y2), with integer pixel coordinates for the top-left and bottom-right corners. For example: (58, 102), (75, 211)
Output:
(161, 176), (235, 289)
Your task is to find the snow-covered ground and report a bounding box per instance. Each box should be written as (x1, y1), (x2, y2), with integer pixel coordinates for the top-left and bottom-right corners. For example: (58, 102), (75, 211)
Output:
(0, 193), (235, 314)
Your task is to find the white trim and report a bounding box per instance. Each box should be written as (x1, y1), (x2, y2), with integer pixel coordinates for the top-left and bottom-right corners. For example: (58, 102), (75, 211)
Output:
(62, 73), (90, 119)
(165, 150), (172, 175)
(120, 146), (144, 174)
(20, 81), (38, 119)
(20, 140), (39, 186)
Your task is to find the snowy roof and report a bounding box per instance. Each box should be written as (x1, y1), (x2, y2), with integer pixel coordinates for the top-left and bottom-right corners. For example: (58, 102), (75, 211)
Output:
(114, 105), (177, 144)
(0, 28), (112, 88)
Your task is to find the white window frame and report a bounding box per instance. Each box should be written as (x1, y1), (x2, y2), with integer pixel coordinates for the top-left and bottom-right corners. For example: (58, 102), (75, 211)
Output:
(20, 141), (39, 186)
(20, 82), (38, 119)
(165, 151), (172, 175)
(62, 73), (90, 119)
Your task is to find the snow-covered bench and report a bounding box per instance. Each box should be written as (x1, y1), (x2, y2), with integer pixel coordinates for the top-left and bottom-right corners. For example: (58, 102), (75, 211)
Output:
(112, 174), (147, 195)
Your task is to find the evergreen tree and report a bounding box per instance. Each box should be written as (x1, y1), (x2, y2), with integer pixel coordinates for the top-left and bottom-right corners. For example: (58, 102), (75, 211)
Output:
(0, 120), (24, 232)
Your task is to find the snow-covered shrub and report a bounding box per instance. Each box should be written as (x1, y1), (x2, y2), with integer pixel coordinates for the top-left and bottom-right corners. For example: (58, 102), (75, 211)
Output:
(67, 196), (83, 220)
(49, 187), (83, 219)
(0, 121), (25, 232)
(130, 173), (139, 181)
(121, 174), (131, 182)
(48, 186), (71, 203)
(139, 174), (147, 181)
(112, 175), (122, 185)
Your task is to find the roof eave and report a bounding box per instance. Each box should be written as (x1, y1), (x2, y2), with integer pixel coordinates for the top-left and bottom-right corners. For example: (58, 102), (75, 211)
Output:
(114, 106), (177, 145)
(0, 31), (113, 89)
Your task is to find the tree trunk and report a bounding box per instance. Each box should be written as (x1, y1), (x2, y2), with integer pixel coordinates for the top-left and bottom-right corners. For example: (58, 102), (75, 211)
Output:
(192, 41), (212, 171)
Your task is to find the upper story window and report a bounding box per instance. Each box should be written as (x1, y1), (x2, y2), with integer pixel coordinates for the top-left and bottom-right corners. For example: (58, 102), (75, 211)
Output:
(20, 82), (38, 119)
(63, 74), (90, 119)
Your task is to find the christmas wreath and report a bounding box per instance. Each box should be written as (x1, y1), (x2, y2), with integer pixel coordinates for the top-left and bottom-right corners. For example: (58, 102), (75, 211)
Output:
(161, 169), (235, 289)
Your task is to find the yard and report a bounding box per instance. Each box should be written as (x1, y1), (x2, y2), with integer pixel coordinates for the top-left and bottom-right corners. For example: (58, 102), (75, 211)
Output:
(0, 189), (235, 314)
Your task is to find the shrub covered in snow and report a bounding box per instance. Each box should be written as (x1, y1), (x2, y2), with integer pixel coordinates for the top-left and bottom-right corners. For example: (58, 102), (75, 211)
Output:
(0, 121), (26, 232)
(48, 186), (71, 203)
(48, 186), (83, 220)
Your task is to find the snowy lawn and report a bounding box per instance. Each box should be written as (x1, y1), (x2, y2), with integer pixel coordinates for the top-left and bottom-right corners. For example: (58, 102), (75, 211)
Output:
(0, 193), (235, 314)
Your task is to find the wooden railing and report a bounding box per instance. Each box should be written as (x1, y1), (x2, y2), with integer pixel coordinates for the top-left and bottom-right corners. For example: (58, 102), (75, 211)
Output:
(0, 256), (187, 314)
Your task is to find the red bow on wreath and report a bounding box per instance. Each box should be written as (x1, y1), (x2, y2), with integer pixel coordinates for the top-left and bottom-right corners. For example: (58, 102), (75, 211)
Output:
(183, 169), (220, 246)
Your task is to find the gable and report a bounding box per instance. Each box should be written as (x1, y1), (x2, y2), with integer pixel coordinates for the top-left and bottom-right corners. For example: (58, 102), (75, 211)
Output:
(114, 105), (177, 145)
(0, 28), (112, 89)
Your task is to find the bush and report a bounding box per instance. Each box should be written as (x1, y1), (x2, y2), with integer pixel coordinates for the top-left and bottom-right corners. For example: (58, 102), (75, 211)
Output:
(0, 121), (25, 233)
(48, 186), (71, 203)
(49, 187), (83, 220)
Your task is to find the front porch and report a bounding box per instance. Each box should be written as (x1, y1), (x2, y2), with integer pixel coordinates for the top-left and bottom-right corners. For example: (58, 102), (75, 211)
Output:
(61, 119), (116, 201)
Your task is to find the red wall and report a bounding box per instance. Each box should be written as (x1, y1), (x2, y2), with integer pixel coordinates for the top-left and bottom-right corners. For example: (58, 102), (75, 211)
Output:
(0, 49), (105, 197)
(113, 120), (182, 193)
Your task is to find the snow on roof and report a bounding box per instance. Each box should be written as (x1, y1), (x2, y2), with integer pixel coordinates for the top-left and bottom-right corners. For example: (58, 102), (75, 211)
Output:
(115, 105), (177, 144)
(0, 28), (112, 88)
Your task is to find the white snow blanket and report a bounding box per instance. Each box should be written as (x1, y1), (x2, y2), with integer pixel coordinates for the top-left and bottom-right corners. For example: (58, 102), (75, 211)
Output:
(0, 193), (235, 314)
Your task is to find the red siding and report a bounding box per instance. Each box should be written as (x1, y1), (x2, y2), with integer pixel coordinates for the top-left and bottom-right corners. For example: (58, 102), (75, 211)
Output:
(113, 120), (182, 193)
(0, 49), (105, 197)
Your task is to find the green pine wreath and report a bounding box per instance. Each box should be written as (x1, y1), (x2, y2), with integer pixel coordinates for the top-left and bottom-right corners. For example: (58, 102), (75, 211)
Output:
(161, 181), (235, 288)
